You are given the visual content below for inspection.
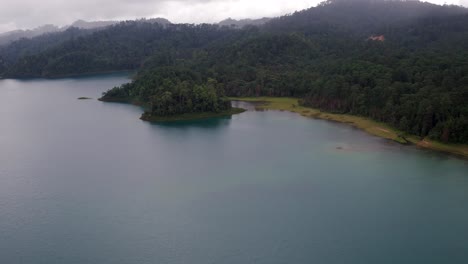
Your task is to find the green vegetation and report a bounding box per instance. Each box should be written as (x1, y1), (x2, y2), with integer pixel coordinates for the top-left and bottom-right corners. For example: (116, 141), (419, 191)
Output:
(0, 22), (238, 78)
(100, 71), (237, 121)
(0, 0), (467, 148)
(233, 97), (468, 159)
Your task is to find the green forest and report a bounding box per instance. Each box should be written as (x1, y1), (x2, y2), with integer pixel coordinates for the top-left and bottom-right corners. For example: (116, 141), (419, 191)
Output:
(1, 0), (467, 143)
(100, 73), (233, 119)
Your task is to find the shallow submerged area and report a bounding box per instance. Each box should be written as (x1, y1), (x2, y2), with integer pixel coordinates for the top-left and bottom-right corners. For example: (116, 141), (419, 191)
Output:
(0, 74), (467, 264)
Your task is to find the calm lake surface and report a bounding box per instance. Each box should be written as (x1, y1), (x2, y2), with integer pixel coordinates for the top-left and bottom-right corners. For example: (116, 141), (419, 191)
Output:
(0, 73), (467, 264)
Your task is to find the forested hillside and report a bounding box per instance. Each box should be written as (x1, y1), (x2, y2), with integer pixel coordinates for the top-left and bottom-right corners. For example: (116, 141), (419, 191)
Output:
(0, 27), (101, 69)
(0, 22), (240, 78)
(1, 0), (467, 143)
(0, 25), (61, 46)
(265, 0), (467, 35)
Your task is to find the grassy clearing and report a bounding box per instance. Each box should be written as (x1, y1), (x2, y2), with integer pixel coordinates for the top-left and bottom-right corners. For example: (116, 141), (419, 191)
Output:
(231, 97), (468, 159)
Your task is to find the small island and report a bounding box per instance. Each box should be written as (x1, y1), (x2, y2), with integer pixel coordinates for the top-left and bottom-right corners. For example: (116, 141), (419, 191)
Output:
(78, 97), (92, 100)
(99, 69), (245, 122)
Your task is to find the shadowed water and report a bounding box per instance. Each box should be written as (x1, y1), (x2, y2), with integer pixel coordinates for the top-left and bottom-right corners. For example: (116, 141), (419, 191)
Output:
(0, 74), (467, 264)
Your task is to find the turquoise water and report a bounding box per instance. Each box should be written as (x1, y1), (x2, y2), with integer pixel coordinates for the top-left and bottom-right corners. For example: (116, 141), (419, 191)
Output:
(0, 74), (467, 263)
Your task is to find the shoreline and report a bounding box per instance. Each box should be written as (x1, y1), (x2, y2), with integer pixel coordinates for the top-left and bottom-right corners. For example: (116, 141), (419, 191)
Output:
(232, 97), (468, 160)
(99, 97), (246, 122)
(140, 108), (246, 122)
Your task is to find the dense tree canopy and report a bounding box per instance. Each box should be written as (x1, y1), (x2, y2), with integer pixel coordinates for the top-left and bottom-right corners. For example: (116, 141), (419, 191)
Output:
(1, 0), (468, 142)
(100, 67), (232, 117)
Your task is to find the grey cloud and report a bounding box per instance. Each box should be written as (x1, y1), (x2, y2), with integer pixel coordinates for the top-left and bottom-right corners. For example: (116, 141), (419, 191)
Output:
(0, 0), (460, 33)
(0, 0), (314, 32)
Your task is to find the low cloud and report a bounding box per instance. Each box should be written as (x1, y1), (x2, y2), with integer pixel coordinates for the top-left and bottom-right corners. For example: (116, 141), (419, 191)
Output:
(0, 0), (315, 32)
(0, 0), (462, 33)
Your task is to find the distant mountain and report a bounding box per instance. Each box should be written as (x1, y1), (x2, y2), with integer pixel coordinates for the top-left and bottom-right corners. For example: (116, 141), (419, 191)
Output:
(218, 18), (271, 27)
(66, 18), (171, 30)
(0, 18), (171, 46)
(66, 20), (118, 30)
(265, 0), (468, 36)
(0, 20), (112, 46)
(0, 24), (60, 46)
(142, 18), (172, 25)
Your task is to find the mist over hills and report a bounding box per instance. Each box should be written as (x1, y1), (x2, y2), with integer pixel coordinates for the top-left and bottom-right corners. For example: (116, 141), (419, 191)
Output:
(0, 18), (171, 46)
(0, 25), (61, 46)
(265, 0), (467, 34)
(0, 16), (264, 46)
(218, 18), (272, 28)
(67, 20), (118, 30)
(0, 20), (115, 46)
(0, 0), (467, 143)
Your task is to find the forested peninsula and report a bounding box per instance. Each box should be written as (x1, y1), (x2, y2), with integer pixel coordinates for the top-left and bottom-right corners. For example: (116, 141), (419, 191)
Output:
(1, 0), (468, 148)
(99, 76), (244, 121)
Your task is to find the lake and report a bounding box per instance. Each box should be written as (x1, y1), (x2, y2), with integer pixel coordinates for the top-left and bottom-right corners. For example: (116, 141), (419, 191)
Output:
(0, 73), (467, 264)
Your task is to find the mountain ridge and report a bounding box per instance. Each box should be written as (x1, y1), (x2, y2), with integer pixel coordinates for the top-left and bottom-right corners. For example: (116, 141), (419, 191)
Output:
(0, 18), (171, 46)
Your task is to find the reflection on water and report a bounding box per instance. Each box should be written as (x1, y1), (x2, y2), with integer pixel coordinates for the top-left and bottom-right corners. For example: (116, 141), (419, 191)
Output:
(151, 115), (233, 129)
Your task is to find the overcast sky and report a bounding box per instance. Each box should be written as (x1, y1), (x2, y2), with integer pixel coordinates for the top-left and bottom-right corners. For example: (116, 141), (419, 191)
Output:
(0, 0), (464, 33)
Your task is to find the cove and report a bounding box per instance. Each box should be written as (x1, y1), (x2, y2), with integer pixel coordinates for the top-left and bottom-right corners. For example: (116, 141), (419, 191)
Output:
(0, 73), (467, 264)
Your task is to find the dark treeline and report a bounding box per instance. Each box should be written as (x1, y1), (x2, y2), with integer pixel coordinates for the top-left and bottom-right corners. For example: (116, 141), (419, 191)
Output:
(0, 27), (99, 68)
(1, 0), (468, 142)
(101, 67), (232, 116)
